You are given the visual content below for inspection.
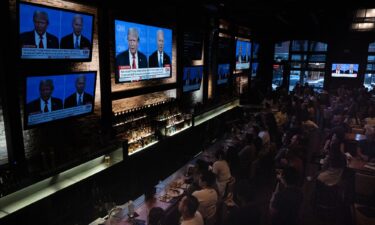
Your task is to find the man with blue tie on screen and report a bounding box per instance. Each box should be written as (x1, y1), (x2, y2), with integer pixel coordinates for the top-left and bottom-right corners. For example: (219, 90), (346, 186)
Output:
(64, 75), (93, 108)
(60, 15), (91, 50)
(344, 64), (358, 74)
(26, 79), (63, 115)
(148, 30), (171, 68)
(20, 11), (59, 49)
(116, 28), (148, 70)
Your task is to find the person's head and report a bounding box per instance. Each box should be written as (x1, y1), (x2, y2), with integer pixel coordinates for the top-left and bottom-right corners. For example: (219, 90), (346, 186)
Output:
(156, 30), (164, 53)
(39, 79), (54, 101)
(238, 44), (243, 55)
(72, 14), (83, 36)
(198, 171), (216, 188)
(178, 195), (199, 219)
(349, 64), (354, 71)
(148, 207), (165, 225)
(127, 28), (140, 55)
(335, 64), (341, 71)
(75, 75), (86, 94)
(33, 11), (49, 35)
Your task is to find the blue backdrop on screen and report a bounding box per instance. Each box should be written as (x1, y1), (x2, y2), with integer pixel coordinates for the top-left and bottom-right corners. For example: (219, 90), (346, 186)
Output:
(183, 67), (203, 80)
(26, 73), (96, 104)
(115, 20), (172, 59)
(19, 3), (93, 42)
(236, 40), (251, 59)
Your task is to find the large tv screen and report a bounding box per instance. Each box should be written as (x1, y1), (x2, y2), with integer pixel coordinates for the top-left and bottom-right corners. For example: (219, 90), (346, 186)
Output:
(114, 20), (172, 83)
(217, 64), (230, 85)
(25, 72), (97, 128)
(235, 39), (251, 70)
(19, 2), (94, 60)
(331, 63), (359, 78)
(183, 66), (203, 92)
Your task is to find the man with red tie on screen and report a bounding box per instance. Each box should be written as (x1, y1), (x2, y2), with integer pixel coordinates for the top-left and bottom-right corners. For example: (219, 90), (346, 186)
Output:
(20, 11), (59, 49)
(26, 79), (63, 115)
(116, 28), (148, 70)
(148, 29), (171, 68)
(60, 15), (91, 50)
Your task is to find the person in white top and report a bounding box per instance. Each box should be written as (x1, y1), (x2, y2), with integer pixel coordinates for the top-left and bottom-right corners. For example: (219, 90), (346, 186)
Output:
(192, 171), (218, 223)
(179, 195), (204, 225)
(212, 150), (231, 197)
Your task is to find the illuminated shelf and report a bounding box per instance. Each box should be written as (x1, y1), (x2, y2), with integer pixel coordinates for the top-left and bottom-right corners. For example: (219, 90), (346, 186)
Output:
(156, 113), (181, 122)
(128, 132), (155, 144)
(166, 120), (185, 129)
(194, 99), (239, 126)
(113, 115), (147, 127)
(166, 125), (191, 137)
(128, 140), (159, 156)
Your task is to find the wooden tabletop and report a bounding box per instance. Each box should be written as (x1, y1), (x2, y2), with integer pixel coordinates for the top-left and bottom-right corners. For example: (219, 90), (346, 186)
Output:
(347, 158), (375, 174)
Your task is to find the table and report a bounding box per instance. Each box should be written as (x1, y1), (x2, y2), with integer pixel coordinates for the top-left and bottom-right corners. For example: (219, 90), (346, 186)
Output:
(347, 158), (375, 175)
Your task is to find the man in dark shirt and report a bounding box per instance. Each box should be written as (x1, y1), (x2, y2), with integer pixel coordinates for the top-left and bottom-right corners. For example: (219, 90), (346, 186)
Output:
(270, 167), (303, 225)
(223, 180), (260, 225)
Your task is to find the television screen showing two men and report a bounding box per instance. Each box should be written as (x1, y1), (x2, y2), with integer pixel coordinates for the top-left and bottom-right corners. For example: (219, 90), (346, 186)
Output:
(114, 20), (173, 83)
(25, 72), (97, 128)
(331, 63), (359, 78)
(183, 66), (203, 92)
(235, 40), (251, 70)
(19, 2), (94, 60)
(217, 64), (230, 85)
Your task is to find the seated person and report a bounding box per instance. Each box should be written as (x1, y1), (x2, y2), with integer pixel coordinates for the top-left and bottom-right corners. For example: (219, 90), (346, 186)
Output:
(269, 167), (303, 225)
(178, 195), (204, 225)
(192, 171), (218, 224)
(223, 180), (260, 225)
(356, 126), (375, 162)
(148, 207), (165, 225)
(211, 150), (232, 198)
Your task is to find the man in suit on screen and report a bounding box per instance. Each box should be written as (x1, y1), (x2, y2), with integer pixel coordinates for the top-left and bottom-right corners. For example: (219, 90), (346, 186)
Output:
(344, 64), (358, 74)
(20, 11), (59, 49)
(332, 64), (344, 74)
(148, 29), (171, 68)
(64, 75), (93, 108)
(116, 28), (148, 70)
(60, 14), (91, 50)
(27, 79), (63, 115)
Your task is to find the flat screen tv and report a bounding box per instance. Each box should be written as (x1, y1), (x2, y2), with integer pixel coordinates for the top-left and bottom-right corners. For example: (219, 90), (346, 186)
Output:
(217, 64), (230, 85)
(18, 2), (94, 60)
(114, 20), (172, 83)
(235, 39), (251, 70)
(183, 66), (203, 92)
(24, 71), (97, 128)
(331, 63), (359, 78)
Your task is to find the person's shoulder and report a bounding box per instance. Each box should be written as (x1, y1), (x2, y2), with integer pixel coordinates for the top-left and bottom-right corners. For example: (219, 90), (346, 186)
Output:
(116, 50), (129, 58)
(20, 30), (33, 37)
(138, 51), (147, 58)
(47, 32), (58, 39)
(52, 97), (63, 102)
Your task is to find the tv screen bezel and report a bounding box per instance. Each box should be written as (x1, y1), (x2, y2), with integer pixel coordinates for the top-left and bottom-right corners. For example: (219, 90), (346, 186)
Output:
(23, 71), (98, 130)
(331, 63), (359, 78)
(17, 1), (95, 62)
(182, 65), (204, 93)
(113, 18), (173, 84)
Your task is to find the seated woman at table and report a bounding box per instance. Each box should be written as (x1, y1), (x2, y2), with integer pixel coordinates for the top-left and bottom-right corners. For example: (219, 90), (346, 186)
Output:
(318, 131), (347, 186)
(211, 150), (232, 198)
(192, 171), (218, 225)
(148, 207), (165, 225)
(356, 126), (375, 162)
(178, 195), (204, 225)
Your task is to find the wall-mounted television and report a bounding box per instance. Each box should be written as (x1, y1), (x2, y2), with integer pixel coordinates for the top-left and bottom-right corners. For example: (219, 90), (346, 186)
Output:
(235, 39), (251, 70)
(331, 63), (359, 78)
(114, 20), (172, 83)
(217, 64), (230, 85)
(24, 71), (97, 128)
(18, 2), (94, 60)
(183, 66), (203, 92)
